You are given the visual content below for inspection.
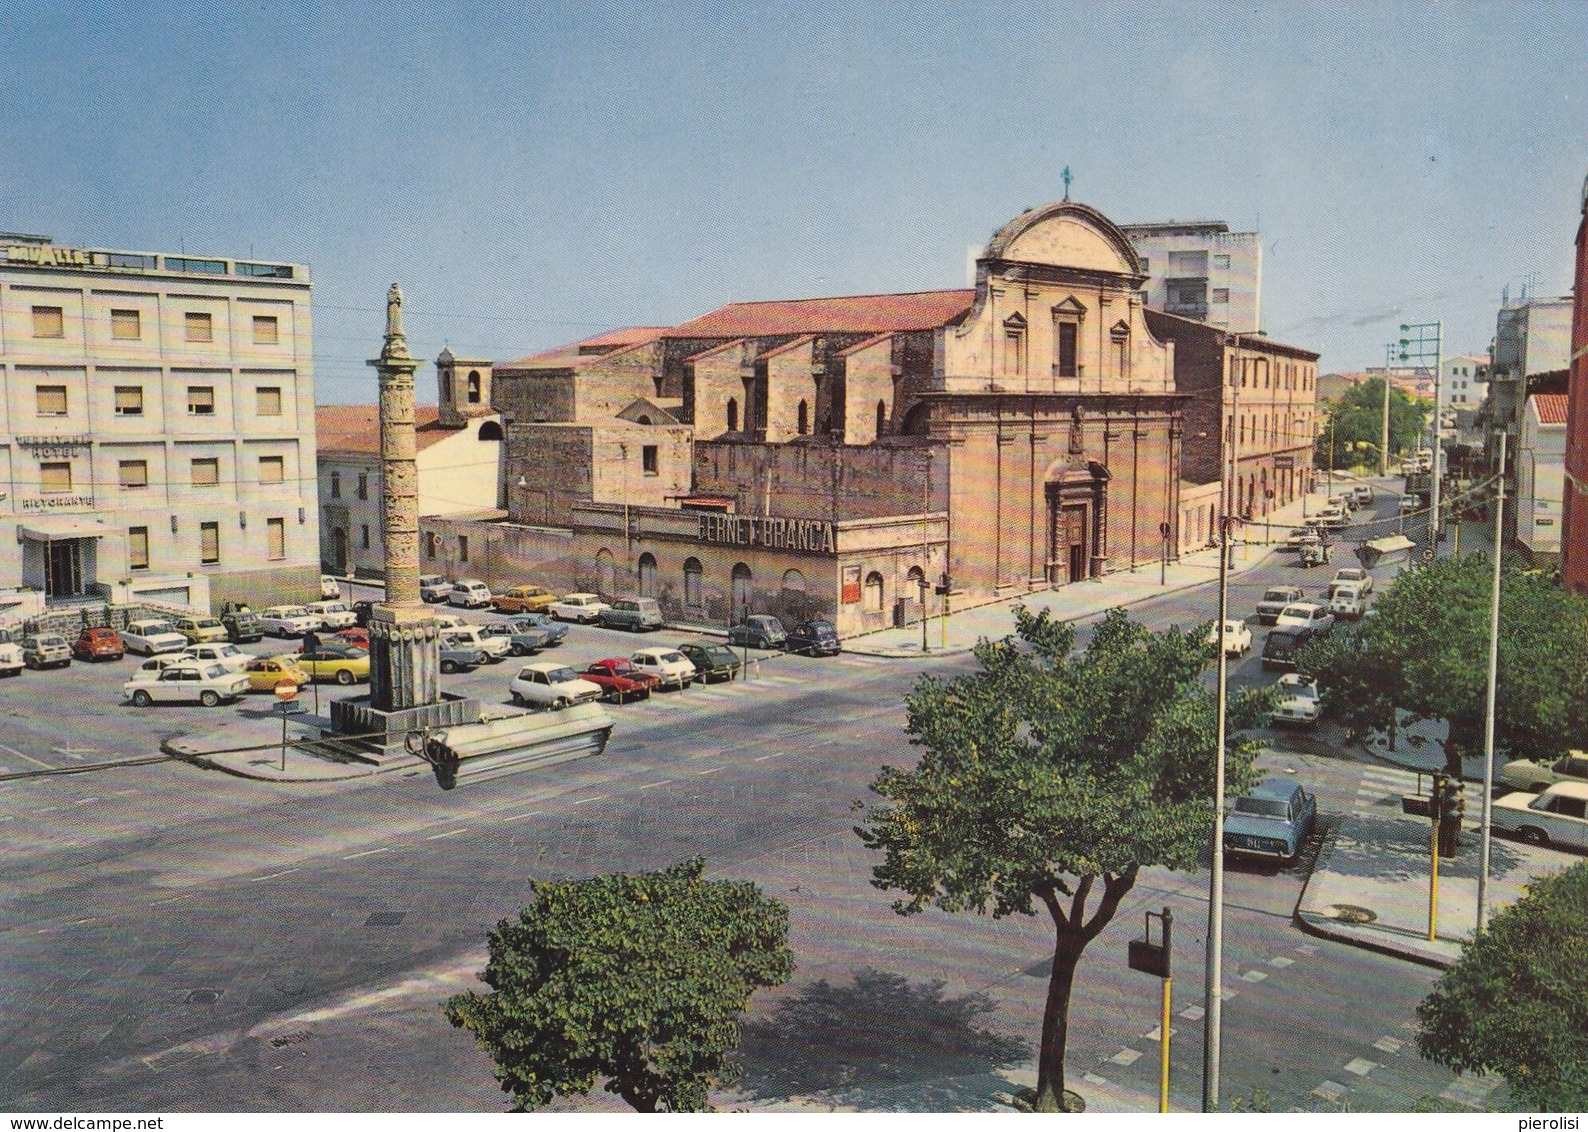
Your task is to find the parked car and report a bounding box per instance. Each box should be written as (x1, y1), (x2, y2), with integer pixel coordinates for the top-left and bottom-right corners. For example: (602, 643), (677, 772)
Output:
(1298, 540), (1332, 568)
(440, 625), (511, 663)
(177, 642), (253, 674)
(1275, 602), (1335, 637)
(351, 600), (376, 628)
(219, 601), (264, 643)
(630, 646), (696, 690)
(1205, 619), (1252, 657)
(1222, 777), (1317, 862)
(1330, 493), (1358, 513)
(242, 655), (310, 692)
(728, 614), (787, 650)
(1261, 628), (1312, 671)
(677, 640), (741, 683)
(439, 641), (489, 674)
(478, 621), (553, 657)
(127, 655), (185, 682)
(1255, 587), (1306, 626)
(23, 634), (71, 669)
(492, 584), (557, 615)
(1282, 527), (1319, 551)
(258, 606), (320, 638)
(304, 600), (358, 629)
(335, 627), (371, 650)
(508, 610), (568, 645)
(548, 592), (610, 623)
(124, 662), (251, 707)
(1269, 673), (1322, 726)
(1348, 484), (1375, 506)
(786, 619), (841, 656)
(600, 596), (664, 632)
(447, 579), (494, 609)
(1330, 566), (1374, 597)
(1312, 506), (1349, 529)
(1398, 495), (1419, 516)
(0, 627), (24, 677)
(582, 658), (662, 703)
(509, 662), (605, 709)
(1492, 781), (1588, 851)
(321, 574), (342, 599)
(418, 574), (452, 603)
(295, 644), (371, 685)
(173, 615), (230, 644)
(72, 626), (125, 662)
(120, 618), (190, 656)
(1500, 750), (1588, 794)
(431, 612), (468, 631)
(1328, 583), (1366, 620)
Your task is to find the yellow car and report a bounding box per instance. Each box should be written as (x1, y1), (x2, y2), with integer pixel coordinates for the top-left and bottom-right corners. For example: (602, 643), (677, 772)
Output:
(492, 584), (557, 614)
(294, 644), (370, 685)
(173, 615), (230, 644)
(243, 656), (311, 693)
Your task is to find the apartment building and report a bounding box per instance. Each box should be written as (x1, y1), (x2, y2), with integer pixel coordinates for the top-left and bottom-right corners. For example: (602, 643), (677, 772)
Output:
(1120, 221), (1262, 334)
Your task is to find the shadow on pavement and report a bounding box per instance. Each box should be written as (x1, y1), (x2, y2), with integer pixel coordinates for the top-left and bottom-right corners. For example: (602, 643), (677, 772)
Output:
(736, 968), (1030, 1104)
(1317, 811), (1526, 882)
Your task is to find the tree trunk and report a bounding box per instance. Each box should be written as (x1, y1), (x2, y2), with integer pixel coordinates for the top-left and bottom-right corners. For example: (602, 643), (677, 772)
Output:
(1445, 712), (1483, 777)
(1034, 934), (1084, 1111)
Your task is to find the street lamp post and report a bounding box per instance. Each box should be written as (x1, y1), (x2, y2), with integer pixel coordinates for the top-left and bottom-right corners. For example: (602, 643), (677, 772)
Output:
(1399, 321), (1444, 547)
(1477, 432), (1507, 934)
(921, 450), (932, 653)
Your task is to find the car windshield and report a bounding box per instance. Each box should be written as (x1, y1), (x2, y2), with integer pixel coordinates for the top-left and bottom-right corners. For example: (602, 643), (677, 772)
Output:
(41, 636), (66, 647)
(195, 618), (222, 628)
(1262, 591), (1291, 602)
(547, 667), (580, 683)
(608, 661), (636, 675)
(146, 622), (176, 634)
(201, 664), (226, 679)
(655, 652), (685, 663)
(1234, 797), (1292, 819)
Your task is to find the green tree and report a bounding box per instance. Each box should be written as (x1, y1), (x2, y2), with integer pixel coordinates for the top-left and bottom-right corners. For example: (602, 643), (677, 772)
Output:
(444, 858), (794, 1112)
(854, 607), (1267, 1111)
(1316, 377), (1427, 469)
(1416, 862), (1588, 1110)
(1298, 556), (1588, 775)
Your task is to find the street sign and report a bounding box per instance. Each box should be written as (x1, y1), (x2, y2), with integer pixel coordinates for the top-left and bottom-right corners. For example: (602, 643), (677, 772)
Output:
(274, 682), (298, 702)
(1421, 547), (1436, 562)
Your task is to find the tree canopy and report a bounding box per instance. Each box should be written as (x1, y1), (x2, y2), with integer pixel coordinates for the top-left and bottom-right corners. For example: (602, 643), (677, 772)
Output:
(1316, 377), (1427, 469)
(1298, 555), (1588, 774)
(855, 607), (1267, 1110)
(444, 858), (793, 1112)
(1416, 861), (1588, 1110)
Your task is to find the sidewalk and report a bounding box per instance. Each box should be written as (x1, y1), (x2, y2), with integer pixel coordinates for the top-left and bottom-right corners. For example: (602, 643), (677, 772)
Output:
(164, 704), (409, 783)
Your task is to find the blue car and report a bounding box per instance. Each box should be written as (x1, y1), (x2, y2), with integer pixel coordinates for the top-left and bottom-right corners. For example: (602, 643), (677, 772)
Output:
(785, 619), (841, 656)
(1222, 777), (1317, 862)
(510, 611), (569, 645)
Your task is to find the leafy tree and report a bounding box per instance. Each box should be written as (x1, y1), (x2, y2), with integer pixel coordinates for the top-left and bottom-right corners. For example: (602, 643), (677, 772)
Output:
(1316, 377), (1427, 469)
(444, 858), (793, 1112)
(1416, 861), (1588, 1110)
(1298, 556), (1588, 775)
(854, 607), (1267, 1111)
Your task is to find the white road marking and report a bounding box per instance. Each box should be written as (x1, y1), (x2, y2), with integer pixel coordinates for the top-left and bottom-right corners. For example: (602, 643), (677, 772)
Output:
(696, 767), (722, 776)
(150, 895), (187, 906)
(1081, 1072), (1109, 1085)
(1142, 1025), (1175, 1042)
(0, 743), (55, 769)
(1240, 969), (1269, 983)
(342, 847), (392, 860)
(754, 752), (785, 761)
(1295, 943), (1319, 955)
(1108, 1048), (1142, 1066)
(72, 797), (100, 806)
(638, 780), (672, 790)
(572, 795), (606, 806)
(501, 810), (543, 821)
(1178, 1005), (1205, 1021)
(1372, 1036), (1405, 1054)
(1268, 955), (1295, 968)
(250, 869), (301, 881)
(1312, 1081), (1348, 1103)
(1343, 1057), (1377, 1077)
(425, 829), (469, 840)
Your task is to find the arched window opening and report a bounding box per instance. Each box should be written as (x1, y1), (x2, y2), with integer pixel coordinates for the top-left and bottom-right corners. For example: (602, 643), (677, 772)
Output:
(467, 371), (481, 403)
(1002, 313), (1027, 377)
(637, 415), (652, 426)
(876, 400), (887, 437)
(683, 557), (703, 608)
(637, 553), (658, 598)
(731, 563), (753, 617)
(477, 420), (503, 441)
(781, 568), (806, 593)
(595, 548), (616, 598)
(727, 398), (739, 432)
(797, 400), (809, 436)
(863, 571), (884, 613)
(905, 565), (926, 595)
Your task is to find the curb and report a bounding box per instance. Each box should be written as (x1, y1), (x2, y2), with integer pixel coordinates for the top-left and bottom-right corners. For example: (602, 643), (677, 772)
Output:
(161, 736), (384, 783)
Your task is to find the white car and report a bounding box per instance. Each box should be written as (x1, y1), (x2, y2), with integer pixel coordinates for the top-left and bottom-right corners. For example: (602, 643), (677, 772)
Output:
(418, 574), (452, 603)
(127, 655), (185, 682)
(1275, 602), (1335, 637)
(1398, 495), (1419, 515)
(1493, 781), (1588, 851)
(1205, 619), (1252, 656)
(1500, 750), (1588, 794)
(258, 605), (319, 637)
(1311, 506), (1349, 529)
(440, 625), (510, 663)
(1327, 582), (1366, 620)
(120, 619), (190, 656)
(124, 662), (251, 707)
(1269, 673), (1322, 726)
(320, 574), (342, 600)
(304, 600), (358, 629)
(432, 612), (468, 631)
(549, 592), (610, 623)
(1330, 567), (1374, 597)
(177, 642), (253, 674)
(0, 627), (22, 677)
(509, 662), (605, 710)
(630, 646), (696, 690)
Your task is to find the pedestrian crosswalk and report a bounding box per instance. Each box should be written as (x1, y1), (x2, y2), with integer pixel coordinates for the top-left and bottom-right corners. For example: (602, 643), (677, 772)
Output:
(1354, 764), (1487, 817)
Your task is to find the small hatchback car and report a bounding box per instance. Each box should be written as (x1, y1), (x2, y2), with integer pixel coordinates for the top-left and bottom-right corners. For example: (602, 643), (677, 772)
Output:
(73, 626), (126, 662)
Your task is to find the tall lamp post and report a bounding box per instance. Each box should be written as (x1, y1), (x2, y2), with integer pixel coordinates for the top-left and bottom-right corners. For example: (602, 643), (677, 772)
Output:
(1399, 321), (1444, 545)
(920, 449), (932, 653)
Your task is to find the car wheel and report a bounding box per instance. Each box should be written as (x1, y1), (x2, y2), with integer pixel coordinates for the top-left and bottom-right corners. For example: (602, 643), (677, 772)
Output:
(509, 643), (525, 657)
(510, 691), (524, 706)
(336, 668), (355, 686)
(553, 697), (568, 710)
(131, 689), (152, 707)
(440, 659), (458, 674)
(200, 690), (221, 708)
(1518, 826), (1549, 846)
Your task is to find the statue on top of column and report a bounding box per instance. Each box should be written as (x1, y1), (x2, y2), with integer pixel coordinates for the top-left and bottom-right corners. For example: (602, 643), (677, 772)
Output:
(382, 283), (411, 362)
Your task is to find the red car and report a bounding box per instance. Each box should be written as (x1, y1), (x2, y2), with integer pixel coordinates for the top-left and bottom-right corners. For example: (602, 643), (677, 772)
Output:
(336, 627), (371, 649)
(582, 658), (662, 703)
(72, 626), (125, 662)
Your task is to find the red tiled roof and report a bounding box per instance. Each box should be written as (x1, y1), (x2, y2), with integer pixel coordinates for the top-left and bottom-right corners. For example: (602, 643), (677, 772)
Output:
(1533, 393), (1569, 424)
(670, 290), (974, 337)
(500, 327), (669, 369)
(316, 404), (467, 454)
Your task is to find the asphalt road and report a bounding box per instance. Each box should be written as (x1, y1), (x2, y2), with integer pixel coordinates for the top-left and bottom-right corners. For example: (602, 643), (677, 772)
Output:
(1, 486), (1475, 1113)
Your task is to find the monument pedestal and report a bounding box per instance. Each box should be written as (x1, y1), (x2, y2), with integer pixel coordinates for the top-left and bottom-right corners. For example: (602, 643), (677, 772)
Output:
(330, 692), (481, 763)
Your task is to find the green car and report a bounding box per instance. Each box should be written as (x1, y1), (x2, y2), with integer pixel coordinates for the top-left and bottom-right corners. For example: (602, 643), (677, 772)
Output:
(677, 640), (741, 683)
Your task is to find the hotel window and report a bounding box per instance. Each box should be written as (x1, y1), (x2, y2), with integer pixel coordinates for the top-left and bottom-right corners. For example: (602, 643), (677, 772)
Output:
(32, 306), (64, 338)
(1212, 288), (1230, 304)
(115, 386), (144, 416)
(267, 517), (285, 560)
(1054, 318), (1078, 378)
(119, 460), (148, 489)
(201, 521), (220, 564)
(253, 315), (279, 345)
(111, 309), (142, 339)
(184, 312), (213, 343)
(192, 457), (219, 487)
(256, 386), (282, 416)
(36, 385), (67, 416)
(129, 526), (150, 570)
(360, 524), (370, 549)
(259, 455), (284, 484)
(357, 472), (368, 500)
(40, 462), (72, 493)
(1213, 254), (1231, 269)
(642, 445), (658, 475)
(187, 386), (215, 415)
(458, 535), (469, 563)
(330, 471), (341, 498)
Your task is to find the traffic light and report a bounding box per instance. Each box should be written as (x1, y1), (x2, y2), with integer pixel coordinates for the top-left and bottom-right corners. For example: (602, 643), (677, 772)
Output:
(1441, 776), (1465, 823)
(1431, 773), (1448, 823)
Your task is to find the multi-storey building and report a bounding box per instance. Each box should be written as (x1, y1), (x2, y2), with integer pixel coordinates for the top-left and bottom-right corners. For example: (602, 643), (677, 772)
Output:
(1517, 393), (1567, 564)
(1561, 174), (1588, 591)
(0, 233), (319, 615)
(1120, 221), (1262, 334)
(1483, 294), (1572, 450)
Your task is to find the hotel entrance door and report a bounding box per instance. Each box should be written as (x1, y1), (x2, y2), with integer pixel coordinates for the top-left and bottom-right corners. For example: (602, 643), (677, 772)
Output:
(46, 539), (85, 599)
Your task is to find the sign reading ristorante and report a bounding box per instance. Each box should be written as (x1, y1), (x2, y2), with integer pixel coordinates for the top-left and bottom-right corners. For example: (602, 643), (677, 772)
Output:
(696, 513), (835, 553)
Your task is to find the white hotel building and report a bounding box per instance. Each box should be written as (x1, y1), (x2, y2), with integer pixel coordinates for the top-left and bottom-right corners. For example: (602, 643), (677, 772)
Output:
(0, 233), (320, 618)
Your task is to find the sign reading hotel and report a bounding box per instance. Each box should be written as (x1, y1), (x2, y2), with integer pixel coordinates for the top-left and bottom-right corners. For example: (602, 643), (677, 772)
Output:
(696, 514), (834, 554)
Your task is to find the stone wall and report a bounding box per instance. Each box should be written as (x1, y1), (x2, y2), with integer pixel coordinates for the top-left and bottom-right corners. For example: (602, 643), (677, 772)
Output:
(691, 439), (945, 521)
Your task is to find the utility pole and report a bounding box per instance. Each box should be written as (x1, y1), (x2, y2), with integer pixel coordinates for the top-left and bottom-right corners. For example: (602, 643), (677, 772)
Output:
(1381, 344), (1394, 477)
(1477, 432), (1506, 934)
(1399, 321), (1444, 546)
(921, 450), (932, 653)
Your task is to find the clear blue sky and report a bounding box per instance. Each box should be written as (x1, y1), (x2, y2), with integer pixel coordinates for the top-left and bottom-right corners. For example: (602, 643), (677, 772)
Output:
(4, 1), (1584, 403)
